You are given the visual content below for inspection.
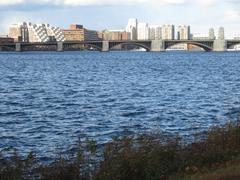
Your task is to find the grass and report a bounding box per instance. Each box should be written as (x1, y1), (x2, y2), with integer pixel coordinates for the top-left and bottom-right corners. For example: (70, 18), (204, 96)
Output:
(0, 120), (240, 179)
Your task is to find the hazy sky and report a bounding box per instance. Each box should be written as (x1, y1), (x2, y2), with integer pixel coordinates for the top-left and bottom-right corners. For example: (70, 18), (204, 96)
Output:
(0, 0), (240, 38)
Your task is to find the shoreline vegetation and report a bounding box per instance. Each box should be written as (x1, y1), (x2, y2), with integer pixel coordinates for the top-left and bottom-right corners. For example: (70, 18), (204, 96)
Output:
(1, 120), (240, 180)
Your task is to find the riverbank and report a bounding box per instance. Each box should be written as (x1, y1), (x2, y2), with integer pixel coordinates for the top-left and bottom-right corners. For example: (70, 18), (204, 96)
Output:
(1, 119), (240, 179)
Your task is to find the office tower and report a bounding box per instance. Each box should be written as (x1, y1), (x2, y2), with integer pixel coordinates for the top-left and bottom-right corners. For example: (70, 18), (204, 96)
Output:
(137, 22), (149, 40)
(162, 25), (175, 40)
(209, 28), (216, 40)
(218, 27), (225, 40)
(149, 26), (162, 40)
(126, 18), (138, 40)
(177, 25), (190, 40)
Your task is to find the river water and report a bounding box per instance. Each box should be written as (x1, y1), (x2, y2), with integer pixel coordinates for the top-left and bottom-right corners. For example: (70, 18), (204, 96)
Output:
(0, 51), (240, 157)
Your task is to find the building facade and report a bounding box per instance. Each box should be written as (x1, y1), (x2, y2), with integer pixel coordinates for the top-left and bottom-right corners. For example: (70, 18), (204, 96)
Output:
(209, 28), (216, 40)
(9, 22), (65, 42)
(162, 25), (175, 40)
(63, 24), (99, 41)
(126, 18), (138, 40)
(149, 26), (162, 40)
(9, 23), (29, 42)
(137, 23), (149, 40)
(101, 30), (130, 41)
(177, 25), (190, 40)
(218, 27), (225, 40)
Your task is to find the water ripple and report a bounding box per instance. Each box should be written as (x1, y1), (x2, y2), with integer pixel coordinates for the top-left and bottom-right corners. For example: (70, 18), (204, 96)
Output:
(1, 51), (240, 158)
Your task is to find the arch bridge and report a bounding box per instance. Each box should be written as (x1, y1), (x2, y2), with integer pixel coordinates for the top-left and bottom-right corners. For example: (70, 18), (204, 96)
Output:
(0, 39), (238, 52)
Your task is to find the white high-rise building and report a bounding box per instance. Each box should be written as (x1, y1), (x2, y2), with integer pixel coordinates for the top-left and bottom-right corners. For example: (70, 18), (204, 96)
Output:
(137, 22), (149, 40)
(218, 27), (225, 40)
(126, 18), (138, 40)
(155, 26), (162, 40)
(149, 25), (162, 40)
(149, 27), (156, 40)
(209, 28), (216, 40)
(177, 25), (190, 40)
(162, 25), (175, 40)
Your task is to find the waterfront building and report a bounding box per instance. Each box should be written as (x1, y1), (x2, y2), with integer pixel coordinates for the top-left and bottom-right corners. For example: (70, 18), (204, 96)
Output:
(126, 18), (138, 40)
(209, 28), (216, 40)
(177, 25), (190, 40)
(137, 22), (149, 40)
(9, 22), (29, 42)
(149, 27), (155, 40)
(45, 24), (65, 42)
(162, 25), (175, 40)
(149, 26), (162, 40)
(9, 22), (65, 42)
(101, 30), (130, 41)
(155, 26), (162, 40)
(63, 24), (99, 41)
(27, 23), (50, 42)
(218, 27), (225, 40)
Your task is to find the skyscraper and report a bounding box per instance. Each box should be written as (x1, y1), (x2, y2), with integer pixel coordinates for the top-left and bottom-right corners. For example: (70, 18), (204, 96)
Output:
(162, 25), (175, 40)
(209, 28), (216, 40)
(137, 23), (149, 40)
(218, 27), (225, 40)
(149, 25), (162, 40)
(177, 25), (190, 40)
(126, 18), (138, 40)
(149, 26), (156, 40)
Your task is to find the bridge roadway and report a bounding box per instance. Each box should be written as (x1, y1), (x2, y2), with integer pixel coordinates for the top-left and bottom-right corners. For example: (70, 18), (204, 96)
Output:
(0, 39), (240, 52)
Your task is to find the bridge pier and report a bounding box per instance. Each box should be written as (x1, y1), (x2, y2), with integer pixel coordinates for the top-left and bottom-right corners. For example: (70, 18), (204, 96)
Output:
(151, 40), (165, 52)
(213, 40), (227, 52)
(102, 41), (109, 52)
(16, 43), (21, 52)
(57, 42), (64, 52)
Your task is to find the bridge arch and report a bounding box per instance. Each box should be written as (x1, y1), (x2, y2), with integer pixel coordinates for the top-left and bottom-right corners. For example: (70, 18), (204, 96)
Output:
(109, 42), (151, 51)
(83, 43), (102, 51)
(21, 44), (57, 51)
(165, 41), (213, 52)
(0, 45), (15, 51)
(227, 42), (240, 50)
(64, 42), (102, 51)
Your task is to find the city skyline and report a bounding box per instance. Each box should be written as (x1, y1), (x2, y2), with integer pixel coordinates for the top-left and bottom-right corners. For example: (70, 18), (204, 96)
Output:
(0, 0), (240, 38)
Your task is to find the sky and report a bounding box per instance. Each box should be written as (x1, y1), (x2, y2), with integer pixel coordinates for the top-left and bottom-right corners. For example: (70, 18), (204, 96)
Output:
(0, 0), (240, 38)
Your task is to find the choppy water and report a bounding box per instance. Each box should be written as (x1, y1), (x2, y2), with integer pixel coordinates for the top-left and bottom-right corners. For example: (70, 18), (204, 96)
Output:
(1, 51), (240, 157)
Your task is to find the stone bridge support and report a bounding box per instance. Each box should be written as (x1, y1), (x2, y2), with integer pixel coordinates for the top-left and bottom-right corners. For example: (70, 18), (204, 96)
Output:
(57, 42), (64, 52)
(102, 41), (109, 52)
(151, 40), (165, 52)
(213, 40), (227, 52)
(16, 43), (21, 52)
